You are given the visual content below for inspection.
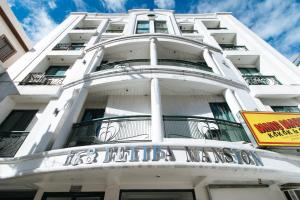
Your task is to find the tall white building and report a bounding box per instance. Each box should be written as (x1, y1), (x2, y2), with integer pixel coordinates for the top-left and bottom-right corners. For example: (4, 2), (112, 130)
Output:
(0, 9), (300, 200)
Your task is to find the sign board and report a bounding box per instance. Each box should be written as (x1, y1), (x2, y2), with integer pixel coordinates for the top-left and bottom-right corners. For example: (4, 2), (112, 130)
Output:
(241, 111), (300, 147)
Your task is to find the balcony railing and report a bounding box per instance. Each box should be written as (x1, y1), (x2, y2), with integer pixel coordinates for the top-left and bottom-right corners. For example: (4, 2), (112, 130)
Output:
(74, 27), (97, 30)
(242, 75), (282, 85)
(66, 115), (151, 147)
(53, 43), (85, 51)
(96, 59), (212, 72)
(181, 30), (198, 34)
(207, 27), (228, 30)
(19, 73), (65, 85)
(220, 44), (248, 51)
(163, 116), (250, 142)
(0, 131), (29, 157)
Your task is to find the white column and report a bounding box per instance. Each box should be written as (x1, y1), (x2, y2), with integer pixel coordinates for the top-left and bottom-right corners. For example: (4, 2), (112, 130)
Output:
(104, 184), (120, 200)
(223, 89), (243, 122)
(85, 46), (105, 74)
(151, 78), (164, 143)
(150, 37), (158, 66)
(203, 48), (221, 74)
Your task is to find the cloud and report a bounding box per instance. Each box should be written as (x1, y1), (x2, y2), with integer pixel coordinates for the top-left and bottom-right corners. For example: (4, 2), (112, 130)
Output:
(100, 0), (127, 12)
(22, 8), (58, 43)
(154, 0), (175, 9)
(73, 0), (88, 11)
(6, 0), (16, 7)
(48, 0), (57, 9)
(190, 0), (300, 58)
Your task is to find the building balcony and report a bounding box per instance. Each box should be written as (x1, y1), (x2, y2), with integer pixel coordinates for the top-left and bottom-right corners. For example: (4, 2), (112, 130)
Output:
(65, 115), (249, 148)
(19, 73), (65, 85)
(52, 43), (85, 51)
(95, 59), (212, 72)
(66, 115), (151, 147)
(220, 44), (248, 51)
(242, 75), (281, 85)
(164, 116), (250, 142)
(0, 131), (29, 157)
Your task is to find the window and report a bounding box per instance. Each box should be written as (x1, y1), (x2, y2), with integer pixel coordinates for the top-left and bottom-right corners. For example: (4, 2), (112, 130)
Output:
(239, 68), (260, 75)
(179, 24), (197, 34)
(42, 192), (105, 200)
(271, 106), (300, 113)
(81, 109), (105, 122)
(209, 102), (235, 122)
(136, 21), (149, 34)
(0, 110), (37, 132)
(0, 34), (16, 62)
(105, 23), (124, 33)
(45, 66), (69, 76)
(120, 190), (195, 200)
(283, 189), (300, 200)
(0, 191), (37, 200)
(70, 43), (85, 50)
(155, 21), (168, 33)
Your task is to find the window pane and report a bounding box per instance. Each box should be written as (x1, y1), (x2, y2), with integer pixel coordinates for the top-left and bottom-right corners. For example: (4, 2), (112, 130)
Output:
(0, 110), (37, 132)
(272, 106), (300, 112)
(239, 68), (260, 75)
(209, 103), (235, 122)
(0, 35), (15, 62)
(136, 21), (149, 34)
(81, 109), (105, 122)
(45, 66), (69, 76)
(155, 21), (168, 33)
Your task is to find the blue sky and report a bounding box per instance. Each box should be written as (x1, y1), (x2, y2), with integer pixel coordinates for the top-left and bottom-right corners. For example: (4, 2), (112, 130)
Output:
(7, 0), (300, 60)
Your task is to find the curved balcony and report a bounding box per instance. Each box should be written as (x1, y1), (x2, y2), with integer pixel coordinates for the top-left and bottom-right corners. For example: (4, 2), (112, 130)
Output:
(66, 115), (151, 147)
(66, 115), (249, 148)
(95, 59), (212, 72)
(164, 116), (250, 142)
(0, 131), (29, 157)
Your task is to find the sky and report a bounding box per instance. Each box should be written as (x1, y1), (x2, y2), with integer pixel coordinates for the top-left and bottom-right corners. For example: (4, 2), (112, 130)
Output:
(7, 0), (300, 60)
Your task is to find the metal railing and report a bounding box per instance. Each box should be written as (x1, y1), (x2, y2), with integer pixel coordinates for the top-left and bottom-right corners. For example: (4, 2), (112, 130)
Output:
(96, 59), (212, 72)
(105, 29), (123, 33)
(181, 30), (198, 34)
(220, 44), (248, 51)
(19, 73), (65, 85)
(242, 75), (282, 85)
(66, 115), (151, 147)
(74, 27), (97, 30)
(163, 116), (250, 142)
(0, 131), (29, 157)
(207, 27), (228, 30)
(53, 43), (85, 51)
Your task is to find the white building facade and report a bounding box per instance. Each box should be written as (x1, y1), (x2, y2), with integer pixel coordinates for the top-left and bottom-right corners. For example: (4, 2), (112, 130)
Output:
(0, 9), (300, 200)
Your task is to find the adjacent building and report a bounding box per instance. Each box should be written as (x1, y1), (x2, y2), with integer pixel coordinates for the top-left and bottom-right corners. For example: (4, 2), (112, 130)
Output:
(0, 9), (299, 200)
(0, 0), (31, 73)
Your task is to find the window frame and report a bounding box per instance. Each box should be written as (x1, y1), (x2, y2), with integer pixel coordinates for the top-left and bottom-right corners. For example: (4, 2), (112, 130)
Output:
(209, 102), (236, 122)
(0, 34), (16, 62)
(154, 20), (168, 34)
(135, 20), (150, 34)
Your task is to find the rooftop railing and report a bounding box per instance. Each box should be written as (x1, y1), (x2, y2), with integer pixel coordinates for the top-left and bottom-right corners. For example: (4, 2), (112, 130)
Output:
(0, 131), (29, 157)
(164, 115), (250, 142)
(52, 43), (85, 51)
(242, 75), (282, 85)
(95, 59), (212, 72)
(220, 44), (248, 51)
(66, 115), (151, 147)
(19, 73), (65, 85)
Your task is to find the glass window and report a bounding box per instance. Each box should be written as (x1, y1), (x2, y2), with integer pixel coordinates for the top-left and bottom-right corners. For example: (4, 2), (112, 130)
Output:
(0, 34), (16, 62)
(155, 21), (168, 33)
(0, 110), (37, 132)
(70, 43), (85, 50)
(271, 106), (300, 112)
(81, 109), (105, 122)
(45, 66), (69, 76)
(42, 192), (105, 200)
(120, 190), (195, 200)
(106, 23), (124, 33)
(0, 191), (37, 200)
(239, 68), (260, 75)
(209, 102), (235, 122)
(136, 21), (149, 34)
(283, 190), (300, 200)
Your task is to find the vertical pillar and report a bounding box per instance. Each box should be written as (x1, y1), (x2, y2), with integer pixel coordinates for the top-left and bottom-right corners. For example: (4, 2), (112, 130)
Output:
(85, 46), (105, 74)
(104, 184), (120, 200)
(223, 89), (243, 122)
(150, 37), (158, 66)
(151, 78), (164, 143)
(203, 48), (221, 74)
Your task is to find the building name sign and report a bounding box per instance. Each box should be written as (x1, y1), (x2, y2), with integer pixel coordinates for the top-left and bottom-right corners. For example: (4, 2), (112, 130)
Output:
(64, 145), (263, 167)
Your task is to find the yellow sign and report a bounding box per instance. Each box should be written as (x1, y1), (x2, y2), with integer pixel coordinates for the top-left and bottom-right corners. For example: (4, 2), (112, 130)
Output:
(240, 111), (300, 147)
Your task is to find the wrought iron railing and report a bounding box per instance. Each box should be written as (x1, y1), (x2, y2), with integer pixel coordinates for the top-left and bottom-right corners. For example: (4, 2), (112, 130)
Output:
(66, 115), (151, 147)
(181, 30), (198, 34)
(53, 43), (85, 51)
(163, 116), (250, 142)
(242, 75), (282, 85)
(19, 73), (65, 85)
(220, 44), (248, 51)
(95, 59), (212, 72)
(0, 131), (29, 157)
